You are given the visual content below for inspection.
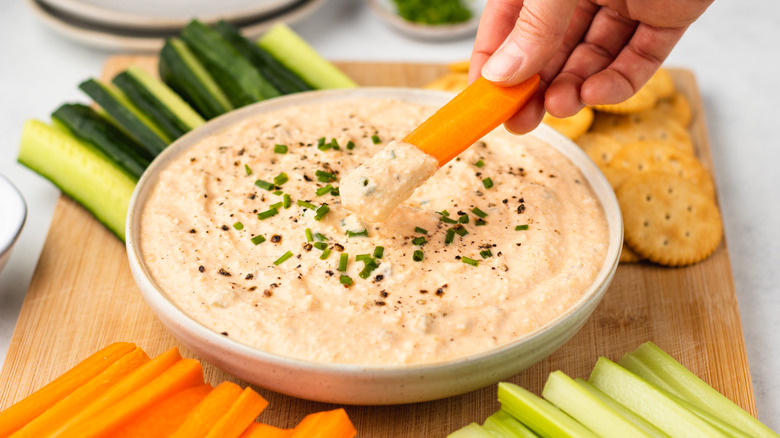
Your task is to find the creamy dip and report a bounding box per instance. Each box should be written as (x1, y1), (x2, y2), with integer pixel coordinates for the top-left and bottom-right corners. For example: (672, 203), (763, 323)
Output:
(140, 97), (609, 366)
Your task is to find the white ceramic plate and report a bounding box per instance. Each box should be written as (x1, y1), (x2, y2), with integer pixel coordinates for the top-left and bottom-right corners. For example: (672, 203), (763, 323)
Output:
(0, 175), (27, 276)
(126, 88), (623, 405)
(369, 0), (486, 41)
(39, 0), (304, 31)
(27, 0), (326, 53)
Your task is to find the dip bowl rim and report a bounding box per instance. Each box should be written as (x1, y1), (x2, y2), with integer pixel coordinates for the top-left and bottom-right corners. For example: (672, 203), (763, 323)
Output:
(126, 87), (623, 404)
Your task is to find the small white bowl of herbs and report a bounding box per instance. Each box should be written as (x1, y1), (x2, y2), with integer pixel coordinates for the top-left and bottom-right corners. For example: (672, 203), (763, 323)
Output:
(369, 0), (486, 41)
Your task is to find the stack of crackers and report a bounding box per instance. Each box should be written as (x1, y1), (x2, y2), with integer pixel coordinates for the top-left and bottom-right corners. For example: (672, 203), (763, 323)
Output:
(426, 64), (722, 267)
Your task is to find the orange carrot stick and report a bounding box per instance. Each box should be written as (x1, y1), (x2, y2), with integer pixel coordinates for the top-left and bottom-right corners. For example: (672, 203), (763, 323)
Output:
(289, 408), (357, 438)
(10, 347), (150, 438)
(204, 387), (269, 438)
(170, 381), (243, 438)
(239, 423), (293, 438)
(0, 342), (136, 437)
(403, 75), (540, 165)
(112, 384), (213, 438)
(59, 358), (205, 438)
(46, 346), (182, 437)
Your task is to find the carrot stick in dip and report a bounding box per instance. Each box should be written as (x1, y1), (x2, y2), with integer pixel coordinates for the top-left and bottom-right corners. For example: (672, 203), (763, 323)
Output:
(340, 75), (539, 223)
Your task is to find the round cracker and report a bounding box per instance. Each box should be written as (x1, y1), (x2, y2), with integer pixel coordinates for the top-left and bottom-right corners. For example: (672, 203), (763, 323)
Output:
(590, 111), (694, 153)
(576, 132), (624, 168)
(592, 68), (674, 114)
(542, 106), (594, 140)
(619, 241), (643, 263)
(600, 166), (633, 192)
(648, 92), (693, 127)
(424, 72), (468, 93)
(607, 141), (714, 198)
(617, 172), (722, 266)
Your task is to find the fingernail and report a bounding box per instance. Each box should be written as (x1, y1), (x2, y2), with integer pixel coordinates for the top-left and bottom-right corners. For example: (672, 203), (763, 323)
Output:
(482, 41), (525, 82)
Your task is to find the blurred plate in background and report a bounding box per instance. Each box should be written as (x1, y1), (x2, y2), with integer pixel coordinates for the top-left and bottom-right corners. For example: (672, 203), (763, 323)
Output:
(369, 0), (485, 41)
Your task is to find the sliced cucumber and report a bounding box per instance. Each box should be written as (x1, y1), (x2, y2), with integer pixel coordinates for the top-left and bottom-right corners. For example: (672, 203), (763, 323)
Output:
(257, 23), (358, 89)
(542, 370), (652, 438)
(620, 342), (780, 438)
(78, 78), (169, 156)
(180, 20), (280, 107)
(483, 410), (539, 438)
(159, 38), (233, 119)
(51, 103), (149, 180)
(18, 119), (135, 241)
(588, 357), (729, 437)
(113, 65), (205, 141)
(213, 20), (312, 94)
(498, 382), (598, 437)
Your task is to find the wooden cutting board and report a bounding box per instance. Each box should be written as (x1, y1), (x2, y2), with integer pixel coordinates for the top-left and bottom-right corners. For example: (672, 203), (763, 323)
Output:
(0, 58), (755, 436)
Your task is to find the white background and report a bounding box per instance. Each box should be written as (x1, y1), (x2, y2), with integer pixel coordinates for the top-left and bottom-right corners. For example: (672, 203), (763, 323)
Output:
(1, 0), (779, 430)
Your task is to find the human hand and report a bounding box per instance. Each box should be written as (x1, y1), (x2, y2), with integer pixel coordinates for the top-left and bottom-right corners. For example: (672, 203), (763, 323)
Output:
(469, 0), (713, 134)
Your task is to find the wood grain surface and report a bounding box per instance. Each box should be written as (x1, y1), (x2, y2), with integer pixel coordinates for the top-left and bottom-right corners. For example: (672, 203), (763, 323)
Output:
(0, 58), (755, 436)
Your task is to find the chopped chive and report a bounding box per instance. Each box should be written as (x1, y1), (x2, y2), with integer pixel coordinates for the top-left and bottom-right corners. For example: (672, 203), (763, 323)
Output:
(320, 248), (332, 260)
(314, 204), (330, 221)
(283, 193), (292, 209)
(274, 144), (288, 154)
(315, 170), (336, 182)
(482, 177), (494, 189)
(314, 232), (328, 241)
(414, 226), (428, 235)
(445, 229), (455, 245)
(269, 201), (283, 210)
(316, 184), (334, 196)
(373, 246), (384, 259)
(412, 236), (427, 246)
(346, 229), (369, 238)
(330, 187), (340, 196)
(273, 190), (284, 196)
(297, 200), (317, 210)
(358, 259), (379, 279)
(440, 215), (458, 224)
(462, 257), (479, 266)
(480, 249), (493, 259)
(371, 134), (381, 144)
(233, 222), (244, 230)
(474, 159), (485, 168)
(454, 226), (468, 237)
(346, 140), (355, 150)
(313, 242), (328, 250)
(317, 137), (330, 151)
(257, 208), (278, 220)
(250, 235), (266, 245)
(338, 253), (349, 271)
(244, 164), (252, 175)
(412, 250), (424, 262)
(255, 179), (274, 191)
(437, 210), (450, 217)
(274, 172), (289, 186)
(330, 138), (340, 150)
(273, 251), (294, 265)
(475, 218), (487, 226)
(305, 228), (313, 242)
(471, 207), (488, 218)
(355, 254), (372, 262)
(458, 214), (469, 224)
(340, 275), (353, 286)
(515, 224), (529, 231)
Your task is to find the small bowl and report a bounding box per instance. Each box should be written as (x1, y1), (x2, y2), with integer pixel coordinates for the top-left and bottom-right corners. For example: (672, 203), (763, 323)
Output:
(0, 174), (27, 275)
(126, 88), (622, 405)
(368, 0), (486, 41)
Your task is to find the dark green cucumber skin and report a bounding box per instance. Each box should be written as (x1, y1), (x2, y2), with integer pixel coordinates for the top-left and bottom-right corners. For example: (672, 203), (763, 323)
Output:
(112, 71), (189, 141)
(78, 79), (168, 157)
(213, 20), (313, 94)
(51, 104), (150, 180)
(159, 39), (228, 120)
(180, 20), (280, 107)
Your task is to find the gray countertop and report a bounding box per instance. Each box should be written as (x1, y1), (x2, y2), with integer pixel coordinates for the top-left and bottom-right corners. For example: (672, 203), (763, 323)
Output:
(1, 0), (778, 430)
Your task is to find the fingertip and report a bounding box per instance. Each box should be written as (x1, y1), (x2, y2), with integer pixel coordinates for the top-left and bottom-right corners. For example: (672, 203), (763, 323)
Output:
(580, 69), (634, 105)
(502, 91), (546, 135)
(545, 73), (586, 118)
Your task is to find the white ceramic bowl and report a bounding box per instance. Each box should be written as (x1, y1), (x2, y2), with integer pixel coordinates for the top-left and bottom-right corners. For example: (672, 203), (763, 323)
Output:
(126, 88), (622, 405)
(0, 174), (27, 275)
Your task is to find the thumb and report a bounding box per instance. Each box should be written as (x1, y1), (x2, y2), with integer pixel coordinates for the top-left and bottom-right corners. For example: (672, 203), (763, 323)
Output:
(482, 0), (577, 84)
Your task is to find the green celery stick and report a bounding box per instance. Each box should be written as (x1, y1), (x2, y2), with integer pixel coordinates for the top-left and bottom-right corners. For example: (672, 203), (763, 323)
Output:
(619, 342), (780, 438)
(483, 410), (539, 437)
(498, 382), (598, 438)
(588, 357), (729, 437)
(542, 370), (653, 438)
(447, 422), (494, 438)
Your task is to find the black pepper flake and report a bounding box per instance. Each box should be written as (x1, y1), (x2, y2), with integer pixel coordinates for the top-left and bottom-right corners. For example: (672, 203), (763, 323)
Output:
(303, 174), (313, 182)
(517, 204), (526, 214)
(325, 270), (335, 276)
(189, 229), (197, 233)
(221, 332), (229, 336)
(218, 268), (231, 276)
(375, 274), (384, 282)
(248, 286), (257, 291)
(303, 243), (313, 251)
(380, 290), (388, 298)
(375, 301), (387, 306)
(198, 265), (205, 273)
(436, 288), (444, 296)
(519, 198), (525, 203)
(245, 273), (254, 280)
(221, 225), (229, 231)
(333, 243), (345, 252)
(420, 289), (428, 294)
(263, 290), (273, 297)
(271, 234), (282, 243)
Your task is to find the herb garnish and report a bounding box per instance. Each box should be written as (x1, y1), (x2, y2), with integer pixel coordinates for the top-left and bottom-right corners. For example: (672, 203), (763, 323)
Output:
(273, 251), (293, 265)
